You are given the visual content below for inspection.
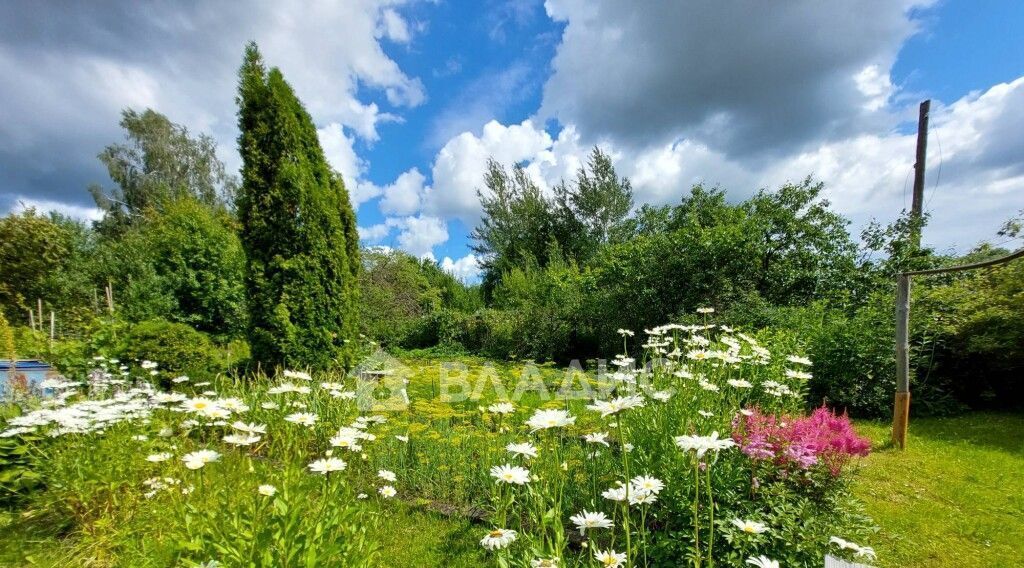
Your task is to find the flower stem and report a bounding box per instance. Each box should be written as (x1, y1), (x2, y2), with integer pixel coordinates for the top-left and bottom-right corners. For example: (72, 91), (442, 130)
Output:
(706, 464), (715, 567)
(693, 460), (701, 568)
(618, 419), (633, 568)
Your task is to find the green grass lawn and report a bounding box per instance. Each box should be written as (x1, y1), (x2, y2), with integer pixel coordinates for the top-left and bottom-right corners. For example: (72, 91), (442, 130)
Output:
(852, 413), (1024, 568)
(0, 502), (488, 567)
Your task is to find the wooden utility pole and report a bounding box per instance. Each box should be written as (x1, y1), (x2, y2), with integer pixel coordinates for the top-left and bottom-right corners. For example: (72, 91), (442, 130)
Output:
(910, 99), (930, 245)
(892, 99), (930, 450)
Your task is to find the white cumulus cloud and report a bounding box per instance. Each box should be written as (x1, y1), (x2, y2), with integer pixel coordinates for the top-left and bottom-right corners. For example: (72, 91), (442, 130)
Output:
(441, 254), (482, 282)
(379, 168), (426, 216)
(393, 214), (449, 257)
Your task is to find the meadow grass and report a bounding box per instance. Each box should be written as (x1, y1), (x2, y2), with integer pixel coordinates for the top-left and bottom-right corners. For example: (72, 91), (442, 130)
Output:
(4, 346), (1019, 567)
(852, 413), (1024, 568)
(0, 502), (488, 567)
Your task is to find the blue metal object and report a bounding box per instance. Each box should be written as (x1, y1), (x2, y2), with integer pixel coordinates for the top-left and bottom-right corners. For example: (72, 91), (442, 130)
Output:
(0, 359), (58, 394)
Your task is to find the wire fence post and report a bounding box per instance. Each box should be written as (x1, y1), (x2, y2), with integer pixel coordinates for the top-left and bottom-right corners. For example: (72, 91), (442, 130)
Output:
(892, 273), (911, 449)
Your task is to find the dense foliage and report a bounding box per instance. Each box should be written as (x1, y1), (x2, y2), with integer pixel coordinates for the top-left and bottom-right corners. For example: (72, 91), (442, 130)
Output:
(89, 108), (238, 239)
(1, 48), (1020, 422)
(236, 43), (361, 370)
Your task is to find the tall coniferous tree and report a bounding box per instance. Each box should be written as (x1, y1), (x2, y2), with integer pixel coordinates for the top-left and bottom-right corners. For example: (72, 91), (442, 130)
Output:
(236, 43), (360, 369)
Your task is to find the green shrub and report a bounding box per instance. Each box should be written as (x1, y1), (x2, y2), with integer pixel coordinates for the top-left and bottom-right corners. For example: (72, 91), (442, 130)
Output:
(803, 297), (896, 415)
(915, 257), (1024, 409)
(116, 319), (220, 379)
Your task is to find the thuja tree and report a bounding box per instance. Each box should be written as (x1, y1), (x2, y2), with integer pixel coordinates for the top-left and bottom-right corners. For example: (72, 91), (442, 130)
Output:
(236, 43), (360, 370)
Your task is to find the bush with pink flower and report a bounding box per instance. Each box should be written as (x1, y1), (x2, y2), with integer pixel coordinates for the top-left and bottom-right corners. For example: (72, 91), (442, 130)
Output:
(732, 406), (871, 476)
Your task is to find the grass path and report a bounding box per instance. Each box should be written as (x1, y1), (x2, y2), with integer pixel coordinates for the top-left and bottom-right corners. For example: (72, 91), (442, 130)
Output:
(852, 413), (1024, 567)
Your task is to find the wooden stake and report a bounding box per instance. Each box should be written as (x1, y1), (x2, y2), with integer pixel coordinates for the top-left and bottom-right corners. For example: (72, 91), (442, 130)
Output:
(28, 309), (35, 331)
(106, 281), (115, 314)
(37, 299), (43, 333)
(50, 311), (55, 347)
(893, 273), (911, 449)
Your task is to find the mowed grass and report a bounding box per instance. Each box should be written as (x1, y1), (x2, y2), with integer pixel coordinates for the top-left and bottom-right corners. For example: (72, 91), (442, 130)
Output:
(852, 413), (1024, 568)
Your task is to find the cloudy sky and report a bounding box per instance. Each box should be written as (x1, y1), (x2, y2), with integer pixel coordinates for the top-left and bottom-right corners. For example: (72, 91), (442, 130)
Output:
(2, 0), (1023, 281)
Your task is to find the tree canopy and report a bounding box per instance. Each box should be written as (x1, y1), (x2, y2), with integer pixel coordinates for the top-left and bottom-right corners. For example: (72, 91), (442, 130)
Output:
(90, 108), (238, 237)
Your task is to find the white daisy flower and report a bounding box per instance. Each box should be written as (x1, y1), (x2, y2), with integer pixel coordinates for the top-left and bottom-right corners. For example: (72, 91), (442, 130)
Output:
(674, 431), (736, 457)
(284, 412), (318, 427)
(283, 369), (312, 381)
(489, 464), (531, 485)
(378, 470), (397, 482)
(258, 484), (277, 496)
(786, 355), (812, 366)
(480, 528), (517, 550)
(231, 421), (267, 434)
(630, 475), (665, 495)
(601, 483), (628, 502)
(182, 449), (220, 470)
(223, 433), (261, 446)
(181, 397), (217, 414)
(731, 519), (768, 534)
(308, 457), (347, 474)
(629, 490), (658, 505)
(746, 556), (779, 568)
(487, 402), (515, 414)
(525, 409), (575, 432)
(378, 485), (397, 498)
(217, 398), (249, 412)
(330, 427), (365, 451)
(506, 442), (539, 458)
(587, 394), (645, 417)
(785, 369), (813, 380)
(570, 510), (614, 535)
(594, 548), (627, 567)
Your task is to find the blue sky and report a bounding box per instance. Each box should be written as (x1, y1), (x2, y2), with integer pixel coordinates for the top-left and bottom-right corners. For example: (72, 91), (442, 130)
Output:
(2, 0), (1023, 281)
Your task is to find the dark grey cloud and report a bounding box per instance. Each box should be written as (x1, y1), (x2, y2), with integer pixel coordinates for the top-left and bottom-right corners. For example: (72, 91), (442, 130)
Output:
(540, 0), (932, 158)
(0, 1), (424, 215)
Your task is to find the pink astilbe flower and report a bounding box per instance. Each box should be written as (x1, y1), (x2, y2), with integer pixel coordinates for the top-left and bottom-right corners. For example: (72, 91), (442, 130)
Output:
(732, 406), (870, 476)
